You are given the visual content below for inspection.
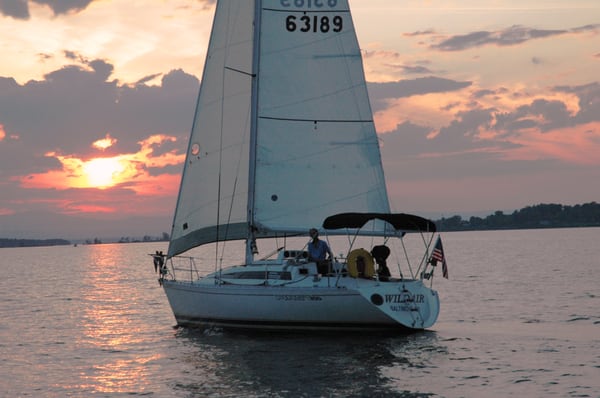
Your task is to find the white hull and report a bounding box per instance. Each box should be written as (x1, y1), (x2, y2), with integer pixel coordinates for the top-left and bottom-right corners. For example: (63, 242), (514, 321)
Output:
(162, 268), (439, 332)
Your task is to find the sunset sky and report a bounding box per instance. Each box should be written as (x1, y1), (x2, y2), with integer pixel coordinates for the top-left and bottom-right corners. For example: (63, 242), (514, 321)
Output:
(1, 0), (599, 239)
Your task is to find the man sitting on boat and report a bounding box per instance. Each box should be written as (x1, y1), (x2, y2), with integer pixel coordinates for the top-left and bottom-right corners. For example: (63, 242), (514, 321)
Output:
(307, 228), (334, 275)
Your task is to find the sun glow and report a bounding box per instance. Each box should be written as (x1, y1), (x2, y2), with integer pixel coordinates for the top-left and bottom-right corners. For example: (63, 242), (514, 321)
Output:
(83, 157), (126, 188)
(15, 133), (185, 213)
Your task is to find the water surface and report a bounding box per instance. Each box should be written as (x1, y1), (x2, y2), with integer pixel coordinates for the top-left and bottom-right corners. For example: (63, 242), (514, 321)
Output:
(1, 228), (598, 397)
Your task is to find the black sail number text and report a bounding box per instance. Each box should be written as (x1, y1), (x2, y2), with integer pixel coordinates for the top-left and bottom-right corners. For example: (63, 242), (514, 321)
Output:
(286, 15), (343, 33)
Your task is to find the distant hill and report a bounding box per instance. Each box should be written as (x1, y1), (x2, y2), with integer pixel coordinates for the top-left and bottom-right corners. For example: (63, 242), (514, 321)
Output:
(436, 202), (600, 231)
(0, 238), (71, 248)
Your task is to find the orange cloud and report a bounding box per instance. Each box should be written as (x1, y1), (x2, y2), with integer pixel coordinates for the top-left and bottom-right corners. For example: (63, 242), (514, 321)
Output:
(122, 173), (182, 197)
(374, 91), (471, 133)
(0, 124), (5, 141)
(373, 83), (581, 136)
(92, 133), (117, 150)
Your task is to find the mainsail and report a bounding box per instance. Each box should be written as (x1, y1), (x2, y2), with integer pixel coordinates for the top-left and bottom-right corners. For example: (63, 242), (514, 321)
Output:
(168, 0), (390, 258)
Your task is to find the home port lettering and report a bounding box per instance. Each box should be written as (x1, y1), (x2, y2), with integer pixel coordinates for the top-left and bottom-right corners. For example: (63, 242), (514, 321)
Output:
(280, 0), (344, 33)
(276, 295), (323, 301)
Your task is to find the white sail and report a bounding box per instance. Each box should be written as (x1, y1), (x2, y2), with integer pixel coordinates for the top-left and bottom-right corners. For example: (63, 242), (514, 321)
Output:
(253, 0), (390, 234)
(168, 1), (255, 257)
(169, 0), (390, 256)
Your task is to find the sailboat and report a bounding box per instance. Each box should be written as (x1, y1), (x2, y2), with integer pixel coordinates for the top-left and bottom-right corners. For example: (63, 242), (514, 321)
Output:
(156, 0), (444, 332)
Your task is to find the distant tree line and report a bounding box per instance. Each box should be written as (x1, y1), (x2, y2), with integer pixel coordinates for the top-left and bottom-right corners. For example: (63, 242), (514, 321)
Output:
(116, 232), (170, 244)
(0, 233), (170, 248)
(0, 238), (71, 248)
(3, 204), (599, 248)
(436, 202), (600, 231)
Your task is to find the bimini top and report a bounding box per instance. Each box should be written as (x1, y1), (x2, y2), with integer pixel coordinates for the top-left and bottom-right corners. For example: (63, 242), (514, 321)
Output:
(323, 212), (437, 233)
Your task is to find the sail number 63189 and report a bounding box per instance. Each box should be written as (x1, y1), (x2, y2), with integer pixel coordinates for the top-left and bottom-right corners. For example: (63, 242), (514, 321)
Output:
(286, 15), (343, 33)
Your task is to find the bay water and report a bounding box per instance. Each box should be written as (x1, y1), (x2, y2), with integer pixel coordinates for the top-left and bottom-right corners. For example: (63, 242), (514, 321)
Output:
(1, 228), (598, 397)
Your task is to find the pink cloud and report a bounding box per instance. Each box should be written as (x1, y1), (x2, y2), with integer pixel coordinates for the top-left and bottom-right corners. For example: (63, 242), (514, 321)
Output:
(503, 122), (600, 165)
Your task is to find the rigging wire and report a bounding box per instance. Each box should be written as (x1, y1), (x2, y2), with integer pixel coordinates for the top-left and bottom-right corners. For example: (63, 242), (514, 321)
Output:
(215, 2), (255, 269)
(214, 1), (234, 277)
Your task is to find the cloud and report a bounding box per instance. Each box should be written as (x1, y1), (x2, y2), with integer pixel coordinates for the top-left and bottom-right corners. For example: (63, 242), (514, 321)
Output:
(33, 0), (93, 15)
(0, 0), (29, 18)
(367, 77), (472, 116)
(397, 65), (434, 75)
(369, 77), (472, 99)
(0, 0), (95, 19)
(433, 25), (568, 51)
(427, 24), (600, 52)
(554, 82), (600, 125)
(364, 50), (434, 73)
(0, 58), (199, 220)
(403, 29), (437, 37)
(367, 78), (600, 170)
(362, 49), (437, 82)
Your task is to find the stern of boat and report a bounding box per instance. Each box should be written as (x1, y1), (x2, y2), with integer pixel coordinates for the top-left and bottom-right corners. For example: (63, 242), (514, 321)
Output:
(356, 280), (440, 329)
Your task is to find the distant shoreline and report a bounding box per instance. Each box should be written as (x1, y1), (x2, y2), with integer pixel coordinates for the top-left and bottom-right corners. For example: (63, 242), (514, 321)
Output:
(0, 238), (72, 248)
(1, 225), (598, 249)
(436, 202), (600, 232)
(2, 202), (598, 248)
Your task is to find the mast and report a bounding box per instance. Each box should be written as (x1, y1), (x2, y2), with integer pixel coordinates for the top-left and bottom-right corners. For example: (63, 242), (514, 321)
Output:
(246, 0), (262, 264)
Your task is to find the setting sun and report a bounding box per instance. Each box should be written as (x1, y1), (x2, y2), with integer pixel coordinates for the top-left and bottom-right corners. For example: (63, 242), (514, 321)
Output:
(83, 157), (125, 188)
(15, 134), (185, 203)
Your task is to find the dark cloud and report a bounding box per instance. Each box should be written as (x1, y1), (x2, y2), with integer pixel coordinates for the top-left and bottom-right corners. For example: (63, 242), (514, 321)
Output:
(0, 59), (199, 176)
(433, 25), (568, 51)
(496, 99), (572, 133)
(426, 24), (600, 52)
(368, 77), (472, 112)
(531, 57), (543, 65)
(403, 29), (436, 37)
(397, 65), (433, 74)
(34, 0), (93, 14)
(555, 82), (600, 125)
(571, 24), (600, 33)
(486, 83), (600, 137)
(379, 114), (525, 186)
(0, 0), (29, 19)
(0, 0), (95, 18)
(472, 88), (499, 99)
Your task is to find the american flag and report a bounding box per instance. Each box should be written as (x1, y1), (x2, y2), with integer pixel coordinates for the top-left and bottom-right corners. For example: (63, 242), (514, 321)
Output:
(430, 236), (448, 279)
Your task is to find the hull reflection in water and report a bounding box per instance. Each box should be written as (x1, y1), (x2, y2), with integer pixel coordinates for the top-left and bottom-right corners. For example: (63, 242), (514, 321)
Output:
(170, 327), (445, 397)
